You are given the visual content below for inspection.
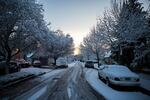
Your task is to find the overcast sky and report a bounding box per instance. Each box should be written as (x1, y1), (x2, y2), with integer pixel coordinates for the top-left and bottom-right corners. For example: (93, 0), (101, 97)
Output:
(39, 0), (149, 48)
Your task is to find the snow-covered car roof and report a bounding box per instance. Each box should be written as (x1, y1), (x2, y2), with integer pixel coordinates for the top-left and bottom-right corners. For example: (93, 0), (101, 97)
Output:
(33, 60), (41, 63)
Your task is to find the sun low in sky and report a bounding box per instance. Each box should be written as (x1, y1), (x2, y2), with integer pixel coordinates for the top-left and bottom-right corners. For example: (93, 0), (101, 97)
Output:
(39, 0), (149, 55)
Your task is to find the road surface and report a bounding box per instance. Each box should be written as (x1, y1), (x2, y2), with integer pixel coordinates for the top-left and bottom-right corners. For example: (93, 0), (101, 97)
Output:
(47, 62), (104, 100)
(0, 69), (66, 99)
(0, 62), (104, 100)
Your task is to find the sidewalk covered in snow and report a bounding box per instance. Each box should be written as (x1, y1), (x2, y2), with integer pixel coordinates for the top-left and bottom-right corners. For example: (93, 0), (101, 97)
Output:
(0, 67), (51, 88)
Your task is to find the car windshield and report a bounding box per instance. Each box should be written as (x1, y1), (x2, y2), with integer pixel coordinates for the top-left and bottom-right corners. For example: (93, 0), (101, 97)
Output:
(107, 65), (130, 72)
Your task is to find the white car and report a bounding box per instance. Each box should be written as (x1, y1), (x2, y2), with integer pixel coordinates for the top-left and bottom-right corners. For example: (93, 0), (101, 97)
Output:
(33, 60), (41, 67)
(98, 65), (140, 86)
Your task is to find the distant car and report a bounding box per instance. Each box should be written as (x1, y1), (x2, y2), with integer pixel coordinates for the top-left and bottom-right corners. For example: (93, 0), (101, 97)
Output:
(55, 64), (68, 69)
(20, 61), (30, 68)
(33, 60), (41, 67)
(85, 61), (94, 68)
(16, 59), (30, 68)
(56, 60), (68, 69)
(98, 65), (140, 87)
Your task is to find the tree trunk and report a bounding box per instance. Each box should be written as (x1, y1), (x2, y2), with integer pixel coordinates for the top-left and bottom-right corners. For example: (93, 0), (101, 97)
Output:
(96, 52), (100, 67)
(5, 52), (11, 74)
(97, 58), (100, 67)
(53, 57), (57, 65)
(5, 42), (12, 74)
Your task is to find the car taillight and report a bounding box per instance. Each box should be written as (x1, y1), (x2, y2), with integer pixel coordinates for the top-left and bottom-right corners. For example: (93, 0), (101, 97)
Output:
(114, 77), (120, 81)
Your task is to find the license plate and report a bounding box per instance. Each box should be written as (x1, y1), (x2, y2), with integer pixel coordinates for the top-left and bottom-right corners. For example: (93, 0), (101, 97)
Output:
(125, 78), (130, 81)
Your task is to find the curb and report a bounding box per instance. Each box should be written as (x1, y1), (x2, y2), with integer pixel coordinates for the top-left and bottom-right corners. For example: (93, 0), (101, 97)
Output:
(139, 86), (150, 96)
(0, 72), (46, 89)
(82, 72), (105, 100)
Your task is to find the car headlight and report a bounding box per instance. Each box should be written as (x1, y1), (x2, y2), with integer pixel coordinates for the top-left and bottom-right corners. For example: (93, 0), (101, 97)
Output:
(114, 77), (120, 81)
(130, 78), (140, 82)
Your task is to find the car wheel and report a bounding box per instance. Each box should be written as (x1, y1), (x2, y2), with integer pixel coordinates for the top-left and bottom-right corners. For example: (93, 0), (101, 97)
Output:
(98, 74), (102, 80)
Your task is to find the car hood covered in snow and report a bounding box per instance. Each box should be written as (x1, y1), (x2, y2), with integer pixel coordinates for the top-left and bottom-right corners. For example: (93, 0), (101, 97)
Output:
(103, 65), (139, 78)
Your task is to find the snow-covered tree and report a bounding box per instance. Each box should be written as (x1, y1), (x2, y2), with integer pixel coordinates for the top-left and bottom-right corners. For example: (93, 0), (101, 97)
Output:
(0, 0), (47, 73)
(108, 0), (150, 66)
(79, 43), (95, 61)
(82, 26), (110, 66)
(115, 0), (148, 42)
(45, 30), (74, 65)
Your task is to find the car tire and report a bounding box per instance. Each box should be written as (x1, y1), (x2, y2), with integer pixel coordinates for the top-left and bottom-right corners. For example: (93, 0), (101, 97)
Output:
(98, 74), (102, 80)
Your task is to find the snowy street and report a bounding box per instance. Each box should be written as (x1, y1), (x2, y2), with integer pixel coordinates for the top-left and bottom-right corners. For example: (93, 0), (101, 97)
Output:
(0, 62), (104, 100)
(0, 0), (150, 100)
(0, 62), (150, 100)
(47, 61), (104, 100)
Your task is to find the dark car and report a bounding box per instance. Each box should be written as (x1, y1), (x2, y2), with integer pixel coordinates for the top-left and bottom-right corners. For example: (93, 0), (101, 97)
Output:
(0, 61), (7, 75)
(85, 61), (94, 68)
(0, 61), (21, 75)
(9, 61), (21, 73)
(16, 59), (31, 68)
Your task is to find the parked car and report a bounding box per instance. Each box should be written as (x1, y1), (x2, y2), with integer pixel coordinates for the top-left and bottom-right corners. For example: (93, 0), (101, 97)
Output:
(9, 61), (21, 73)
(16, 59), (30, 68)
(33, 60), (41, 67)
(0, 61), (7, 75)
(98, 65), (140, 87)
(85, 61), (94, 68)
(0, 61), (21, 75)
(56, 60), (68, 69)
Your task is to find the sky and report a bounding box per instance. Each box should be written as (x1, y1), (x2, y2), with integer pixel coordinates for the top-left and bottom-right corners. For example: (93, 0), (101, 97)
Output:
(38, 0), (149, 54)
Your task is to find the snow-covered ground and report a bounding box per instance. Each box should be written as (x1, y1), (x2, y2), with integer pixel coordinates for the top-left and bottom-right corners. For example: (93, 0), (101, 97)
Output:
(138, 73), (150, 91)
(21, 67), (51, 75)
(140, 79), (150, 91)
(0, 67), (51, 86)
(84, 68), (150, 100)
(68, 61), (83, 68)
(68, 62), (76, 68)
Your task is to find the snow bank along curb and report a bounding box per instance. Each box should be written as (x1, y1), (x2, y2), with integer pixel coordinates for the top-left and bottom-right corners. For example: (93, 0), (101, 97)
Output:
(0, 68), (51, 89)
